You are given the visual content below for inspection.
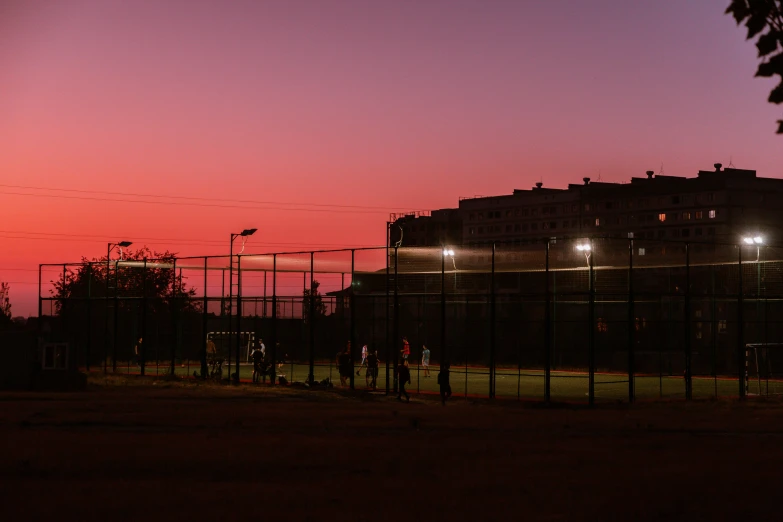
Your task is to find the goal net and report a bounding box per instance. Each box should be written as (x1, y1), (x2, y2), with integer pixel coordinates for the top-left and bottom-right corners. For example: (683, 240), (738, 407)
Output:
(745, 344), (783, 396)
(206, 331), (256, 362)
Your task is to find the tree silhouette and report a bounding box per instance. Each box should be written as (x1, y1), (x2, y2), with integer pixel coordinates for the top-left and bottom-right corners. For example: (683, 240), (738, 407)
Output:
(302, 280), (327, 324)
(0, 281), (11, 327)
(727, 1), (783, 133)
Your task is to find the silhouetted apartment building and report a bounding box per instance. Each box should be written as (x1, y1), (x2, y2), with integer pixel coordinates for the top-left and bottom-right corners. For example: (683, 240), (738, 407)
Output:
(388, 164), (783, 247)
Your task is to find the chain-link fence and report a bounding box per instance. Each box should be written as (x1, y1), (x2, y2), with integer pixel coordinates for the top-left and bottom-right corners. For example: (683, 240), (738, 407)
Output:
(38, 237), (783, 402)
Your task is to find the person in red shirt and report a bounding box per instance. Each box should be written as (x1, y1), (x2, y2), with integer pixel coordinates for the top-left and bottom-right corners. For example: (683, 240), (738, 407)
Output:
(402, 337), (410, 361)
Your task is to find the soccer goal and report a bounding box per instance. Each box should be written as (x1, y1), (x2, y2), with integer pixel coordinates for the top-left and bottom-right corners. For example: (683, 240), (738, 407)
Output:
(206, 331), (256, 362)
(745, 344), (783, 396)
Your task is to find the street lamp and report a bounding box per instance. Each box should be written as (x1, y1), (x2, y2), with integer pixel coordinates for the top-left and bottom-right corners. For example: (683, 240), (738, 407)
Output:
(106, 241), (132, 373)
(742, 235), (763, 261)
(229, 228), (257, 384)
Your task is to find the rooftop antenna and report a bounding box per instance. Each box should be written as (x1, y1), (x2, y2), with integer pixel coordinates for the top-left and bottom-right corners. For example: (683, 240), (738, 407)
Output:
(597, 170), (602, 182)
(728, 156), (735, 168)
(658, 163), (664, 176)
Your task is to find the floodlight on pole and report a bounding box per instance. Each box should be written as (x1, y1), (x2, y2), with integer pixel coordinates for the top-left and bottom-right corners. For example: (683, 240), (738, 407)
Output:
(229, 228), (257, 384)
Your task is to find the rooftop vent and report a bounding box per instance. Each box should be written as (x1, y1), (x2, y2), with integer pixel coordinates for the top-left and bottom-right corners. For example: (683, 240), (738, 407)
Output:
(714, 163), (722, 172)
(535, 182), (543, 189)
(583, 177), (590, 185)
(646, 170), (654, 179)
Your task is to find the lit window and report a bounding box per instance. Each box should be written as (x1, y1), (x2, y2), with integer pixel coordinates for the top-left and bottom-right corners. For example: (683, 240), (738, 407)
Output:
(709, 210), (716, 219)
(597, 318), (608, 332)
(595, 218), (600, 226)
(638, 247), (646, 256)
(658, 213), (666, 222)
(695, 211), (703, 219)
(718, 320), (727, 334)
(683, 212), (691, 220)
(469, 227), (475, 235)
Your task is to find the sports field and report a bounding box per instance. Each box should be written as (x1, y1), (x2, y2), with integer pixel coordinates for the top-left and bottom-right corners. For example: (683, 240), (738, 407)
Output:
(5, 376), (783, 521)
(97, 360), (781, 401)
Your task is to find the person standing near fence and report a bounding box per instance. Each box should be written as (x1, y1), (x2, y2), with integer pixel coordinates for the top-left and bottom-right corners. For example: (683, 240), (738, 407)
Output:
(356, 344), (368, 376)
(134, 338), (143, 368)
(421, 345), (431, 378)
(251, 344), (264, 383)
(438, 363), (452, 405)
(402, 337), (410, 361)
(397, 360), (411, 402)
(366, 349), (379, 389)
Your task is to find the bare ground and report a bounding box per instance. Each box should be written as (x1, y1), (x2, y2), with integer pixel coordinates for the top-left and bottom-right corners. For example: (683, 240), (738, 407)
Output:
(1, 375), (782, 521)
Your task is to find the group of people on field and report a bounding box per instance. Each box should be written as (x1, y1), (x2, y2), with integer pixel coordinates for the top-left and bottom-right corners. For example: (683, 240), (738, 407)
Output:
(250, 339), (286, 384)
(337, 336), (452, 405)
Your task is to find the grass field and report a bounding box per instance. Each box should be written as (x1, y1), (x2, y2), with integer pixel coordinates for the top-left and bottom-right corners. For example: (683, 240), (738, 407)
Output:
(5, 376), (783, 520)
(93, 360), (783, 401)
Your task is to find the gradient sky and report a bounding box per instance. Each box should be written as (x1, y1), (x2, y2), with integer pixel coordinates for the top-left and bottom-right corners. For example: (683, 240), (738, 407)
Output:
(1, 0), (781, 315)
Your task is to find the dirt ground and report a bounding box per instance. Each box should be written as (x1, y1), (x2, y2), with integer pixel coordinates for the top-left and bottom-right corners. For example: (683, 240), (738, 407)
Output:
(2, 376), (783, 521)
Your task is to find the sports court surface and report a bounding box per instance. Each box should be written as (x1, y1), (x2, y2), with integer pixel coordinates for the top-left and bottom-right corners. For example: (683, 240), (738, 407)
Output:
(100, 360), (780, 401)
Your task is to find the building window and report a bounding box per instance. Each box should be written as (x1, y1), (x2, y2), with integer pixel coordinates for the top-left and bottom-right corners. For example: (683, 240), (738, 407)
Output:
(695, 211), (703, 219)
(695, 228), (703, 236)
(478, 213), (484, 220)
(597, 318), (608, 332)
(571, 219), (577, 227)
(563, 221), (569, 229)
(469, 213), (475, 220)
(572, 204), (578, 212)
(478, 227), (484, 234)
(514, 224), (520, 232)
(531, 208), (538, 216)
(707, 193), (715, 203)
(584, 203), (591, 211)
(515, 209), (520, 217)
(469, 227), (475, 235)
(658, 230), (666, 239)
(542, 222), (549, 230)
(505, 225), (512, 233)
(595, 218), (600, 226)
(522, 224), (528, 232)
(638, 247), (646, 256)
(672, 229), (680, 238)
(658, 213), (666, 222)
(682, 228), (690, 237)
(522, 209), (529, 217)
(718, 320), (727, 334)
(505, 210), (512, 218)
(542, 207), (549, 215)
(672, 195), (680, 204)
(531, 223), (538, 231)
(708, 227), (715, 235)
(683, 212), (691, 220)
(550, 222), (557, 229)
(709, 210), (716, 218)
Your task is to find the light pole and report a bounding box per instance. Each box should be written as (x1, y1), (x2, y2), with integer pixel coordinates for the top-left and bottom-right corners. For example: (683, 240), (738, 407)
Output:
(742, 235), (764, 348)
(576, 240), (594, 405)
(229, 228), (257, 384)
(105, 241), (132, 373)
(443, 248), (456, 291)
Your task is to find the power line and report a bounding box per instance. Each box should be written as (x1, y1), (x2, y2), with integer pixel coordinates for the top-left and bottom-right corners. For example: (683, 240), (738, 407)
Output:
(0, 183), (404, 211)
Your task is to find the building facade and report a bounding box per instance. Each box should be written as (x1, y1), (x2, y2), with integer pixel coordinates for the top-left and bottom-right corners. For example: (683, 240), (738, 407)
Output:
(389, 164), (783, 248)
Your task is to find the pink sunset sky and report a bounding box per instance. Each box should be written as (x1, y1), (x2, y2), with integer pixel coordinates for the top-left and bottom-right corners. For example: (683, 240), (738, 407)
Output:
(1, 0), (781, 316)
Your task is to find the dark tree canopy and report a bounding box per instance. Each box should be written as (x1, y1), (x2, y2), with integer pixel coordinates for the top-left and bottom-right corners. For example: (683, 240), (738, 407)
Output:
(51, 247), (198, 315)
(727, 0), (783, 133)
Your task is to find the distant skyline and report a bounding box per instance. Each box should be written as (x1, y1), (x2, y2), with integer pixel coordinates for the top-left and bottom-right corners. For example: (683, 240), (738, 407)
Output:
(1, 0), (782, 315)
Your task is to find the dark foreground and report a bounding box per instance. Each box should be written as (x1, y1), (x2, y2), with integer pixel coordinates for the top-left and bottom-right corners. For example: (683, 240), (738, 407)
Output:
(1, 376), (782, 521)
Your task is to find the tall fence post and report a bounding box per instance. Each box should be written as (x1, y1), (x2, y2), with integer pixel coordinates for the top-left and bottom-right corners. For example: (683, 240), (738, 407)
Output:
(201, 257), (208, 379)
(440, 246), (446, 381)
(141, 258), (147, 376)
(588, 238), (595, 406)
(171, 258), (178, 377)
(738, 245), (745, 399)
(393, 246), (399, 394)
(685, 243), (692, 400)
(545, 239), (551, 403)
(490, 242), (496, 399)
(104, 255), (110, 374)
(628, 238), (635, 403)
(112, 260), (119, 373)
(273, 254), (279, 383)
(385, 246), (390, 395)
(350, 250), (356, 390)
(309, 252), (315, 385)
(235, 255), (242, 384)
(86, 264), (92, 372)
